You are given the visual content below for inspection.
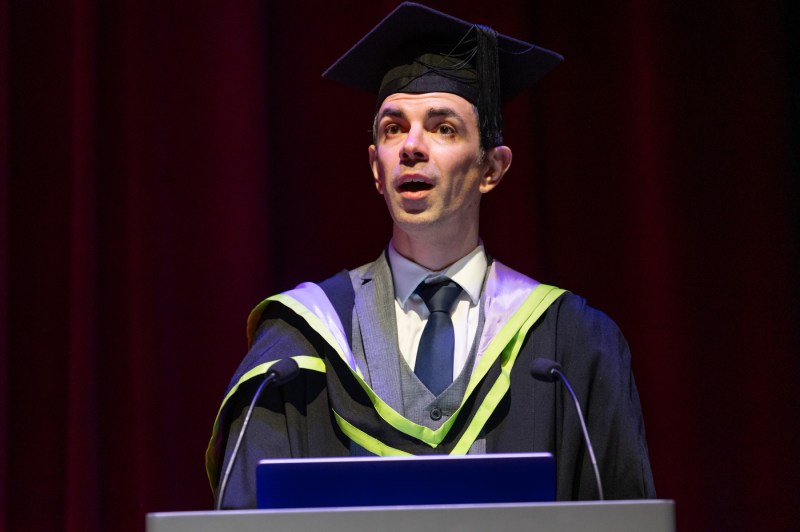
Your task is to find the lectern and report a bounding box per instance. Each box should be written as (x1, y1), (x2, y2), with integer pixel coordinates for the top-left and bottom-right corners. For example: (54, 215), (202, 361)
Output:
(147, 500), (675, 532)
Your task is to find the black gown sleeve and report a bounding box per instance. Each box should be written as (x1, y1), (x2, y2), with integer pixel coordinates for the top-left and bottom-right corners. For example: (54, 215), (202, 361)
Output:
(213, 315), (349, 509)
(553, 294), (656, 500)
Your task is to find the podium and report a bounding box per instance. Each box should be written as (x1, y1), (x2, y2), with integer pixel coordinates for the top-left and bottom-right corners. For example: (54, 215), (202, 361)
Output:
(147, 500), (675, 532)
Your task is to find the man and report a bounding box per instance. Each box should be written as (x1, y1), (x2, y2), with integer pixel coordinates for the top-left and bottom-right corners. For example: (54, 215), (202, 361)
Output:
(207, 2), (655, 508)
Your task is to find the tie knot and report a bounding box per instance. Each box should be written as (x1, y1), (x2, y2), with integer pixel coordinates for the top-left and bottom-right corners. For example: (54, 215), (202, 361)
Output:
(415, 279), (462, 314)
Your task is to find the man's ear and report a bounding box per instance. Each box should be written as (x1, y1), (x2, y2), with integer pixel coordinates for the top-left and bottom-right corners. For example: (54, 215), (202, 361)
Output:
(368, 144), (384, 194)
(480, 145), (512, 193)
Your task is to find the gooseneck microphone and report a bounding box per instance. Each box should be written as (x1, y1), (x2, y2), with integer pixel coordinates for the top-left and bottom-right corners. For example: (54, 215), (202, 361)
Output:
(530, 358), (605, 500)
(215, 357), (301, 510)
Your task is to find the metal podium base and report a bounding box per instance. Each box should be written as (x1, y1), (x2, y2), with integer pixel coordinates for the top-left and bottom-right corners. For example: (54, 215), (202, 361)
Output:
(147, 500), (675, 532)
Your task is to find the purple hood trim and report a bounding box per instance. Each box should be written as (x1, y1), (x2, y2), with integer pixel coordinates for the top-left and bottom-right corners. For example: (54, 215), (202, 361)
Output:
(283, 282), (360, 372)
(477, 262), (539, 363)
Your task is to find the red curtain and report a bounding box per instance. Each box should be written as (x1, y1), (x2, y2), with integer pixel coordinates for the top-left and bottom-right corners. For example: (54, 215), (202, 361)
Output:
(2, 1), (797, 530)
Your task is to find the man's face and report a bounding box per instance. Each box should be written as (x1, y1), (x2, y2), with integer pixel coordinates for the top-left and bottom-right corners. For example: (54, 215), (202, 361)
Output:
(369, 92), (498, 241)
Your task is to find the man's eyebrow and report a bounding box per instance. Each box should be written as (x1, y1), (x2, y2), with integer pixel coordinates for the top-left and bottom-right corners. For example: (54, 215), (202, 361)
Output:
(378, 106), (467, 125)
(378, 108), (406, 121)
(427, 107), (466, 125)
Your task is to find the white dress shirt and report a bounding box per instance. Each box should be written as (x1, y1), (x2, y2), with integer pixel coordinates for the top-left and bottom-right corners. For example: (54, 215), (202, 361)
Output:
(387, 242), (488, 381)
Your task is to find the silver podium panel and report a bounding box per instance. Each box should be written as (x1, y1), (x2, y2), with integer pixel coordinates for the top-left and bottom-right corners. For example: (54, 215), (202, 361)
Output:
(147, 500), (675, 532)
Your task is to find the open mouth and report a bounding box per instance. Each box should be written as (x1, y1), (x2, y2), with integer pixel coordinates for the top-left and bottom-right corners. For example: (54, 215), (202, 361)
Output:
(398, 181), (433, 193)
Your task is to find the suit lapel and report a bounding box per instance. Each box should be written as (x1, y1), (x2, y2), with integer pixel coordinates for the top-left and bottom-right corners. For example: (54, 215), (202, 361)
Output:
(352, 253), (405, 415)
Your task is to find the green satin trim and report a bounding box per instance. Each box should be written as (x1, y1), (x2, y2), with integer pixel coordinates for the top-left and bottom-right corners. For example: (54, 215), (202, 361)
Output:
(333, 410), (413, 457)
(276, 284), (565, 450)
(333, 284), (565, 455)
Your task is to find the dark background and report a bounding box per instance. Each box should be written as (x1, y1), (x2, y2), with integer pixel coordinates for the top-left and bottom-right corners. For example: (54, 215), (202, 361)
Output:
(2, 0), (798, 530)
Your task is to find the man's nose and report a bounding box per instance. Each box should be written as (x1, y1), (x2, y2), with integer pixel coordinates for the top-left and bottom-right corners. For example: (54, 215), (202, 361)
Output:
(401, 126), (428, 162)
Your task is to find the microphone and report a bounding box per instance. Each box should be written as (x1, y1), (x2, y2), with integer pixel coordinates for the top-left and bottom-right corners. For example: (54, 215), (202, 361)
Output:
(215, 357), (301, 510)
(530, 358), (605, 500)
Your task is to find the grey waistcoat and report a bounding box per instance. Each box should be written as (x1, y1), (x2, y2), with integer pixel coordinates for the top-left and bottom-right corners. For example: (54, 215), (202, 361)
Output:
(348, 254), (487, 455)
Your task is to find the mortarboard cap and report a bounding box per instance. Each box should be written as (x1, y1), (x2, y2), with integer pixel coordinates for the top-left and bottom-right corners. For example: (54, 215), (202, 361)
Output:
(322, 2), (563, 149)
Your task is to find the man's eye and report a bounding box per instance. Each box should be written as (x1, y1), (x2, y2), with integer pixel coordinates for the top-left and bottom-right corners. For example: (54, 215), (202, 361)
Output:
(436, 124), (456, 135)
(384, 124), (402, 136)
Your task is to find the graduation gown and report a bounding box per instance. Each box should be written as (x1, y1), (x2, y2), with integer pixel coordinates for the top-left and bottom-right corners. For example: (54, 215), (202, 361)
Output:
(206, 260), (656, 508)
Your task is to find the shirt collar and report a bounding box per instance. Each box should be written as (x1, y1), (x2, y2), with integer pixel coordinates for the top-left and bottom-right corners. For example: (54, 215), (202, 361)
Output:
(387, 241), (488, 307)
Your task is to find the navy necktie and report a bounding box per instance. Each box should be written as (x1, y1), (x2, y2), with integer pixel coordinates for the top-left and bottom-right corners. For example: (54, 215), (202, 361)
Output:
(414, 279), (463, 396)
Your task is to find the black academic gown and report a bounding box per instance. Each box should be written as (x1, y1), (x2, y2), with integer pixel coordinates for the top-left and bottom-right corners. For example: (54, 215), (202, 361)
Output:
(207, 271), (656, 509)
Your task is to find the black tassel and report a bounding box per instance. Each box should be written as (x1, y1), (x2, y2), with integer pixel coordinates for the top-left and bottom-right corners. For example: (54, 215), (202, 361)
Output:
(475, 24), (503, 150)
